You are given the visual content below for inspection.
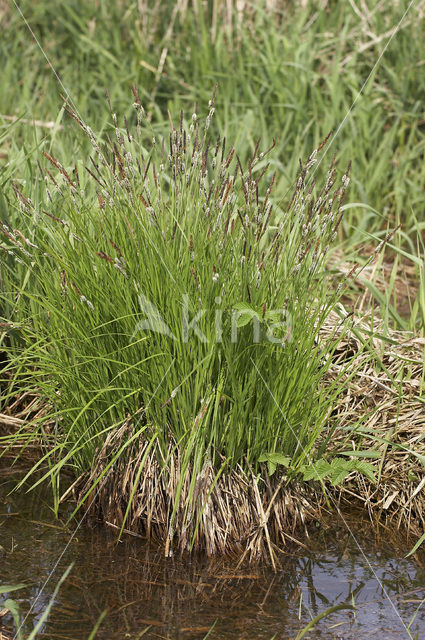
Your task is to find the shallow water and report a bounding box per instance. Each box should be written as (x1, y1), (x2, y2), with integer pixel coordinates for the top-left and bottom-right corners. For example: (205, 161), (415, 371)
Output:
(1, 467), (425, 640)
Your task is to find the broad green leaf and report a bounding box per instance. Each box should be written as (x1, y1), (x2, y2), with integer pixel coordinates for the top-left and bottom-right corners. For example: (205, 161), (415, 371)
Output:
(352, 460), (377, 484)
(233, 302), (257, 313)
(301, 459), (332, 481)
(329, 460), (352, 486)
(259, 452), (291, 476)
(233, 303), (260, 327)
(268, 461), (277, 476)
(267, 453), (291, 466)
(236, 313), (258, 328)
(259, 453), (291, 465)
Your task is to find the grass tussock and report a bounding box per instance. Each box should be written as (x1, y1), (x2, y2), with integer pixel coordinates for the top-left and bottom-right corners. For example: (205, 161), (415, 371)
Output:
(1, 0), (425, 562)
(0, 93), (392, 559)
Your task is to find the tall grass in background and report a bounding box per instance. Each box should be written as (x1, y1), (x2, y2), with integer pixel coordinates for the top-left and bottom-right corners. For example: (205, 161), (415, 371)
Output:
(1, 0), (425, 248)
(0, 94), (377, 541)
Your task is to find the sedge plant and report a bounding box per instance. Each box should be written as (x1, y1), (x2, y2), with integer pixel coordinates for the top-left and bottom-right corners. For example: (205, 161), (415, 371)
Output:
(0, 91), (378, 550)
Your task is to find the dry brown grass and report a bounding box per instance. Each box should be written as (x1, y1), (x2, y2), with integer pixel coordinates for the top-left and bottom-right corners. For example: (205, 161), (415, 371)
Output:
(326, 312), (425, 541)
(332, 246), (420, 318)
(78, 421), (320, 569)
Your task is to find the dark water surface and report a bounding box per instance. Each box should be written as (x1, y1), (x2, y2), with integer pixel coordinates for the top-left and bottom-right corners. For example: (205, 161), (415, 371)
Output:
(1, 466), (425, 640)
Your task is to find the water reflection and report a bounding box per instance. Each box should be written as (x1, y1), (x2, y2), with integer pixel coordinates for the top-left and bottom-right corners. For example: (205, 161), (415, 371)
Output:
(1, 470), (424, 640)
